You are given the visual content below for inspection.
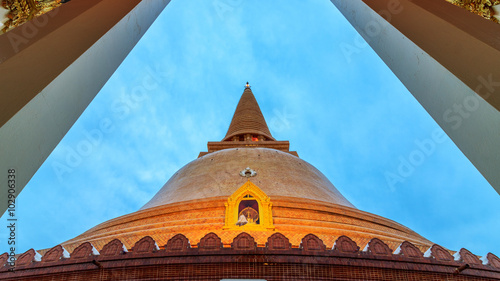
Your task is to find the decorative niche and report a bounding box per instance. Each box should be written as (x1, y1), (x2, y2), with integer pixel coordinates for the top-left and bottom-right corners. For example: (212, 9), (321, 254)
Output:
(223, 180), (274, 231)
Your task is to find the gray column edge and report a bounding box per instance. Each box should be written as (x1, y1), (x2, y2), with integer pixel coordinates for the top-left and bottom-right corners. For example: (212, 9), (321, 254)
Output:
(0, 0), (171, 215)
(330, 0), (500, 194)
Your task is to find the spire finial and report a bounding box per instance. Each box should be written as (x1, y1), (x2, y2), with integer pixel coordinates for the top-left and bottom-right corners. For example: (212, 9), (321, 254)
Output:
(222, 86), (275, 141)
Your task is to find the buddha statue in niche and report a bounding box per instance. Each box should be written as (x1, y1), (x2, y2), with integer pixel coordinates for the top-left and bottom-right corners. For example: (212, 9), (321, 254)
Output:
(236, 199), (259, 226)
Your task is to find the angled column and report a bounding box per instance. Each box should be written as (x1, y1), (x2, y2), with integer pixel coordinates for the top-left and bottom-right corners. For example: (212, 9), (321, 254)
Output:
(0, 0), (171, 214)
(330, 0), (500, 194)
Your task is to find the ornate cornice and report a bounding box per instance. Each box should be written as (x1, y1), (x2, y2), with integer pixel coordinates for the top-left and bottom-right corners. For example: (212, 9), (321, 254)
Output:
(1, 232), (499, 280)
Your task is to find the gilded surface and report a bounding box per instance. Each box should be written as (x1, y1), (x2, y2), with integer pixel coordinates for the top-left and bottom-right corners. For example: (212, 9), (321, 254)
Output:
(446, 0), (500, 23)
(1, 0), (62, 34)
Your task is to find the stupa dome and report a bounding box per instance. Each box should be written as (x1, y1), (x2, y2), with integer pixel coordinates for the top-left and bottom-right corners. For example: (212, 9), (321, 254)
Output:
(57, 85), (433, 254)
(141, 147), (354, 210)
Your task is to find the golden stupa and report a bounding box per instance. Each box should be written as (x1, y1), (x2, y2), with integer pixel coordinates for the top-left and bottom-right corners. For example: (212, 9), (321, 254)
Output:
(57, 84), (433, 255)
(3, 84), (500, 281)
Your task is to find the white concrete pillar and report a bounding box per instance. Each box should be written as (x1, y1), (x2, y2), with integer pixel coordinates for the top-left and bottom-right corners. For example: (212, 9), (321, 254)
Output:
(0, 0), (171, 214)
(330, 0), (500, 194)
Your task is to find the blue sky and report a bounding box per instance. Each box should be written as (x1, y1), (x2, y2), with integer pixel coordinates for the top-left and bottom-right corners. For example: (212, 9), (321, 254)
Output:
(1, 0), (499, 258)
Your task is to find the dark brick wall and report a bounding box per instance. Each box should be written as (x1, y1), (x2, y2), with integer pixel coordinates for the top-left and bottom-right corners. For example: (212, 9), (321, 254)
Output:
(2, 232), (499, 280)
(1, 262), (500, 281)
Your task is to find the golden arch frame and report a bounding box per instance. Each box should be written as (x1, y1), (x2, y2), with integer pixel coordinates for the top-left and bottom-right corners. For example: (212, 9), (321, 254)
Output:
(223, 180), (274, 231)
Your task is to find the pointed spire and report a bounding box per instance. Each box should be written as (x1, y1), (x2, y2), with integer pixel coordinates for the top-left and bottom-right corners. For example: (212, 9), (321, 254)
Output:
(198, 83), (297, 157)
(223, 83), (275, 141)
